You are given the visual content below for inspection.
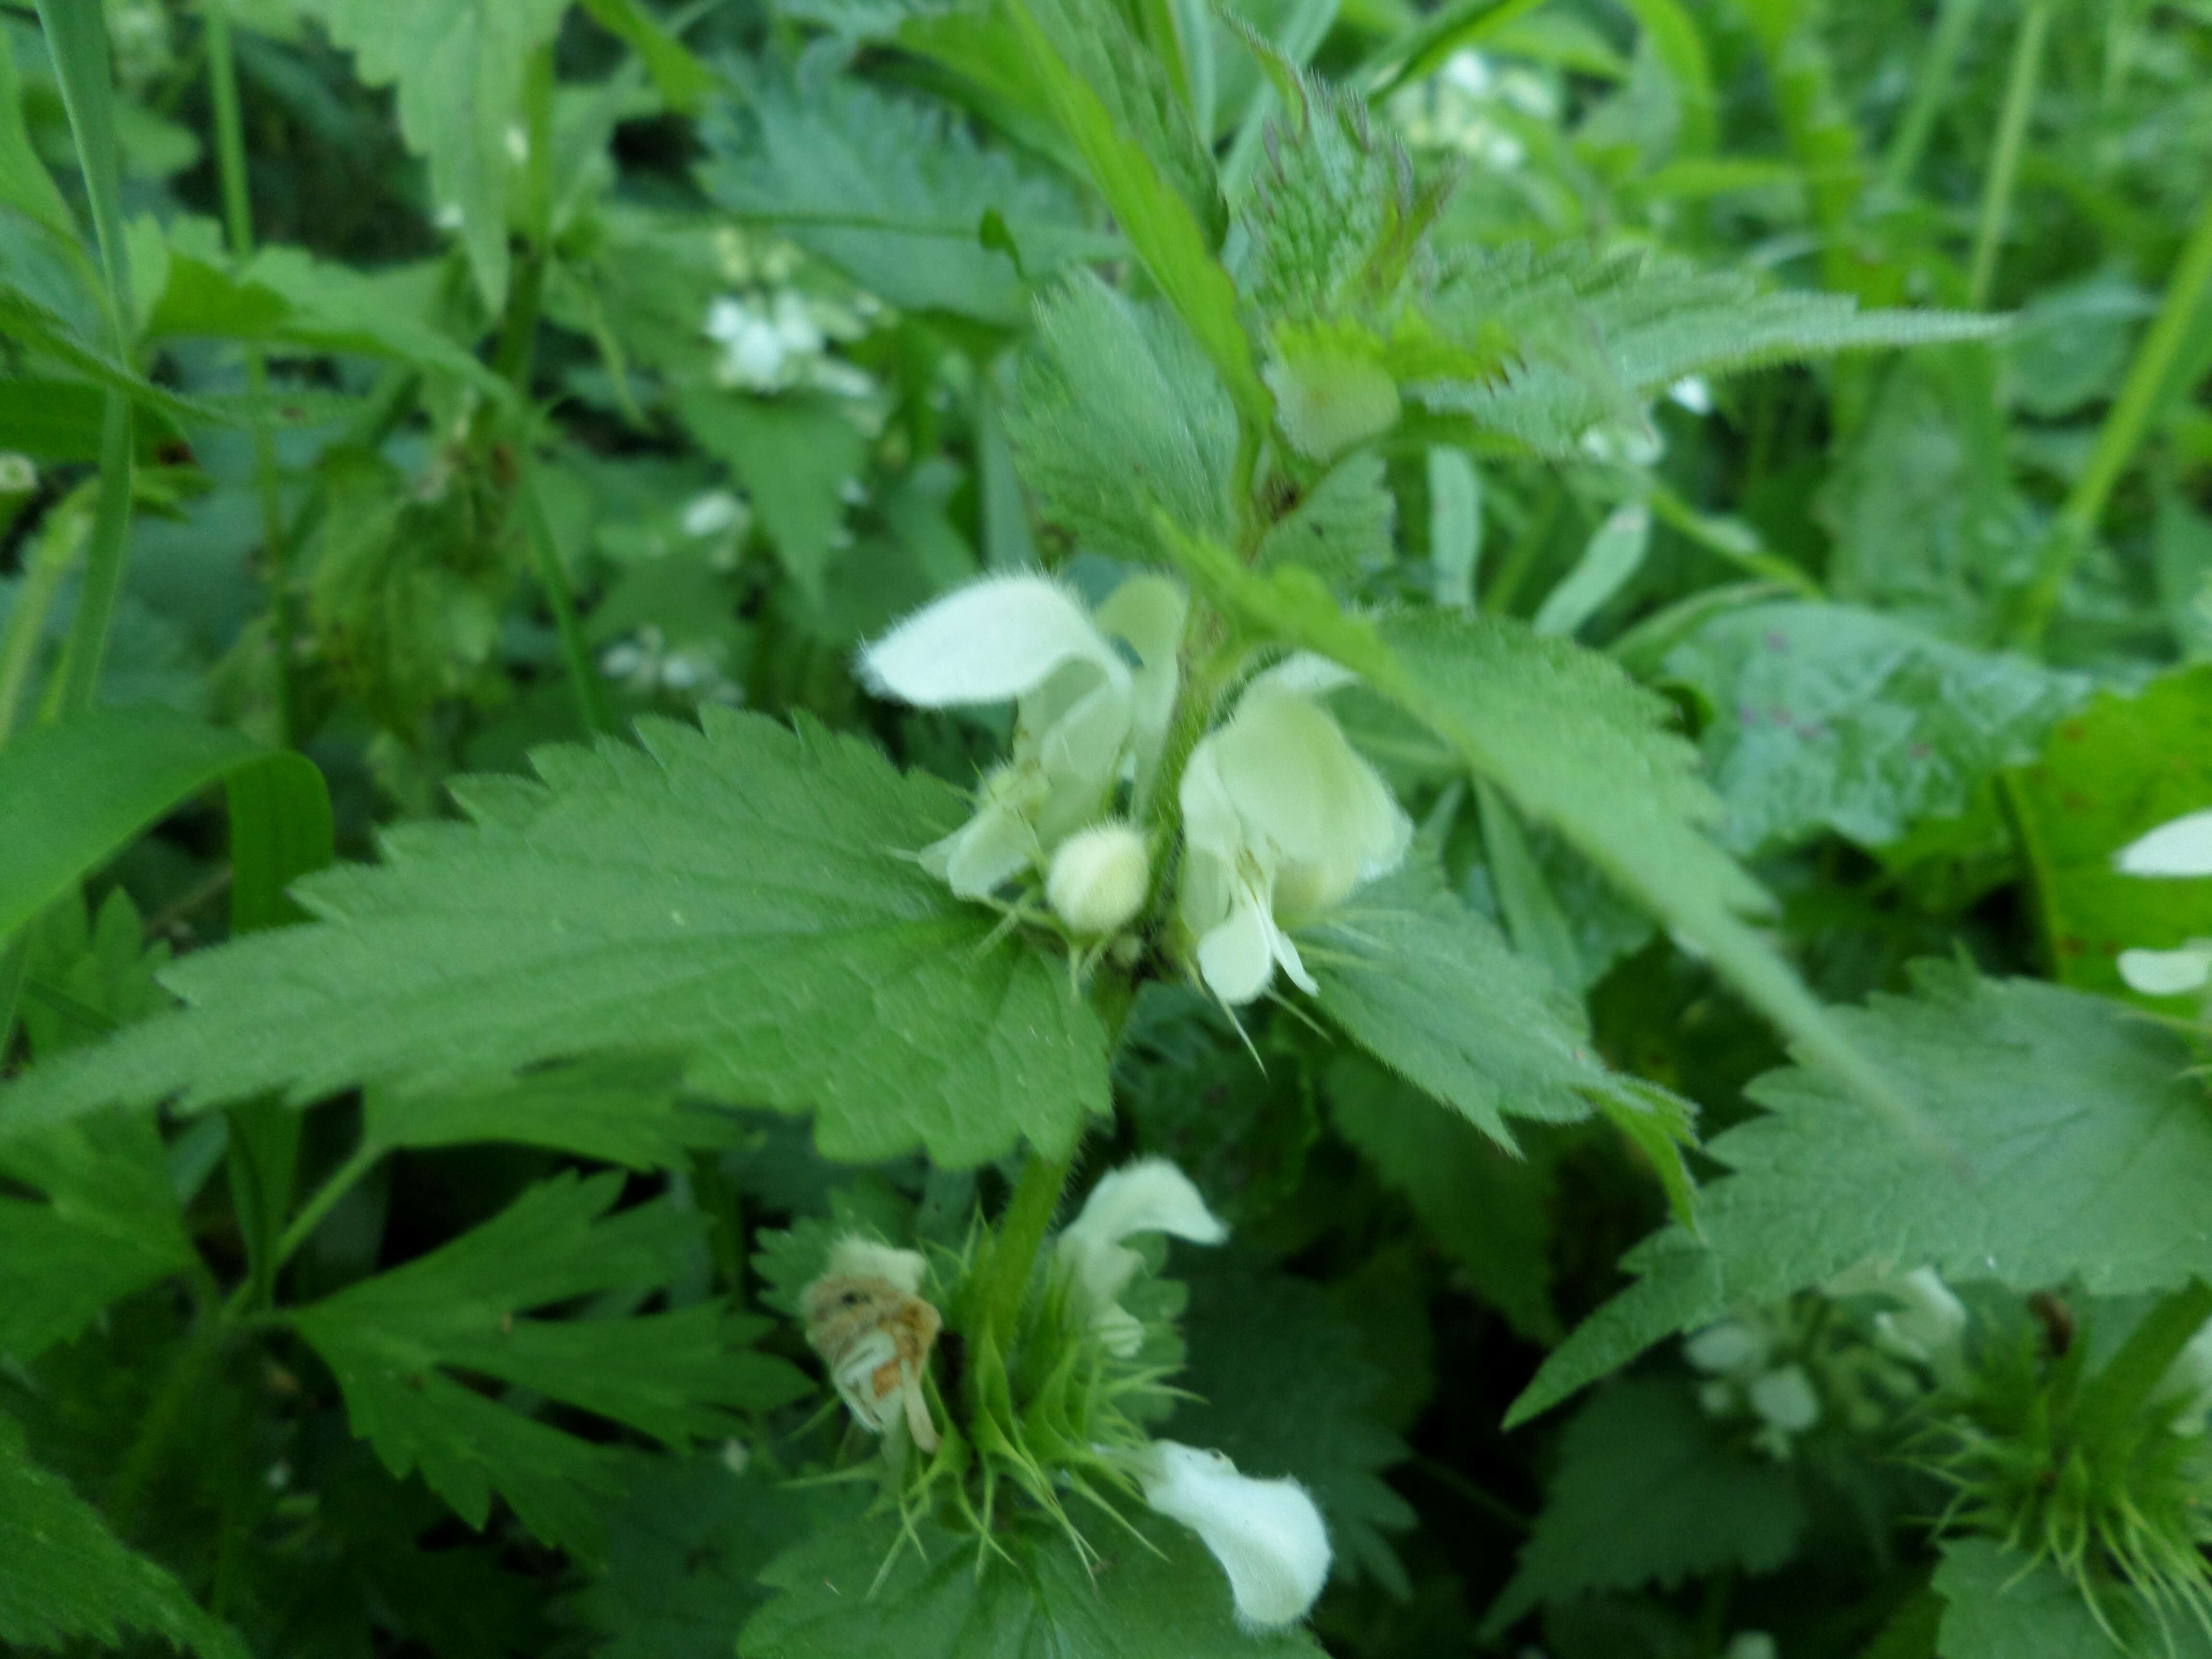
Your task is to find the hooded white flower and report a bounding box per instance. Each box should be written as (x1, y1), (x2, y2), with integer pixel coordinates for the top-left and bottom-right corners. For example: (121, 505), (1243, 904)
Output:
(1055, 1158), (1226, 1357)
(1826, 1261), (1968, 1367)
(1178, 657), (1411, 1005)
(859, 574), (1186, 901)
(1139, 1442), (1331, 1630)
(2118, 943), (2212, 997)
(2116, 809), (2212, 878)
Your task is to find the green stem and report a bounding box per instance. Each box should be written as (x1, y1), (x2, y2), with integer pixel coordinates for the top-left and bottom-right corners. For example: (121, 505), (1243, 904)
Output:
(690, 1151), (747, 1301)
(0, 495), (85, 743)
(204, 0), (296, 747)
(2011, 188), (2212, 649)
(523, 470), (612, 736)
(271, 1141), (380, 1271)
(977, 1151), (1075, 1351)
(2073, 1278), (2212, 1453)
(106, 1315), (225, 1540)
(53, 394), (134, 716)
(1878, 0), (1985, 198)
(1967, 0), (2050, 309)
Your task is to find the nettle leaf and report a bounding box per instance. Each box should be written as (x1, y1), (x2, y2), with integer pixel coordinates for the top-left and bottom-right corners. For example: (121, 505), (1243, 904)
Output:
(0, 1417), (248, 1659)
(1932, 1538), (2211, 1659)
(294, 0), (569, 307)
(0, 1111), (196, 1360)
(697, 61), (1100, 327)
(1255, 451), (1395, 586)
(290, 1172), (808, 1561)
(1305, 862), (1613, 1149)
(1326, 1057), (1559, 1344)
(0, 711), (1112, 1168)
(1173, 1253), (1416, 1592)
(2011, 666), (2212, 1008)
(1662, 600), (2087, 855)
(1419, 247), (2002, 457)
(1010, 276), (1235, 561)
(680, 393), (871, 602)
(1512, 966), (2212, 1424)
(362, 1056), (739, 1171)
(738, 1504), (1327, 1657)
(1485, 1379), (1804, 1633)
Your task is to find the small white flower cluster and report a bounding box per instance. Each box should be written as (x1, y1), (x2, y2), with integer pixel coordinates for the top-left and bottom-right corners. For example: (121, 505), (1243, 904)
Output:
(1689, 1264), (1967, 1457)
(1385, 49), (1551, 169)
(701, 235), (878, 398)
(1058, 1160), (1332, 1630)
(858, 574), (1410, 1003)
(2111, 809), (2212, 995)
(598, 626), (741, 704)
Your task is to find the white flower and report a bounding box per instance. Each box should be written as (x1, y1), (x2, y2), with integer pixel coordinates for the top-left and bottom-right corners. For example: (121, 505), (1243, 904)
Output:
(1827, 1261), (1968, 1366)
(2119, 943), (2212, 996)
(1046, 822), (1151, 936)
(2116, 809), (2212, 877)
(1055, 1158), (1226, 1357)
(681, 489), (748, 539)
(1748, 1365), (1821, 1434)
(859, 574), (1186, 901)
(706, 296), (797, 390)
(2158, 1319), (2212, 1435)
(1685, 1320), (1770, 1377)
(1177, 658), (1410, 1005)
(1139, 1442), (1330, 1629)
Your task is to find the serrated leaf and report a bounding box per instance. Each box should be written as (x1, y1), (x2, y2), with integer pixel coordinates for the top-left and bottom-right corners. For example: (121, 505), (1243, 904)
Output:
(697, 63), (1100, 327)
(737, 1503), (1327, 1657)
(293, 0), (569, 307)
(2010, 667), (2212, 1009)
(679, 393), (870, 601)
(1255, 450), (1395, 586)
(1305, 862), (1611, 1150)
(0, 1417), (248, 1659)
(1484, 1378), (1804, 1633)
(1172, 1252), (1416, 1591)
(1326, 1057), (1559, 1343)
(1010, 276), (1235, 561)
(1511, 966), (2212, 1425)
(0, 710), (1111, 1168)
(290, 1172), (808, 1559)
(1418, 247), (2003, 457)
(362, 1057), (735, 1170)
(1664, 601), (2087, 855)
(1932, 1539), (2208, 1659)
(0, 1110), (196, 1359)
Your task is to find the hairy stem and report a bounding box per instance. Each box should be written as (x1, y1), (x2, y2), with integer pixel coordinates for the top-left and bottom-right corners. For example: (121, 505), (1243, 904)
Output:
(977, 1150), (1075, 1351)
(2074, 1279), (2212, 1453)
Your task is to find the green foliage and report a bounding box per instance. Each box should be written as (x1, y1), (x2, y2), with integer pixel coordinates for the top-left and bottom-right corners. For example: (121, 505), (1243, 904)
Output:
(0, 712), (1111, 1166)
(737, 1504), (1328, 1657)
(1933, 1538), (2212, 1659)
(0, 1415), (248, 1659)
(1515, 966), (2212, 1424)
(1486, 1379), (1805, 1630)
(290, 1171), (806, 1559)
(1663, 600), (2087, 854)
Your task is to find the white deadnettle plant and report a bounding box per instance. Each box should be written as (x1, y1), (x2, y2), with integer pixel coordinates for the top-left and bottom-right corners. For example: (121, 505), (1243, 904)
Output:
(1178, 657), (1412, 1005)
(859, 573), (1186, 908)
(1056, 1157), (1227, 1355)
(2111, 809), (2212, 994)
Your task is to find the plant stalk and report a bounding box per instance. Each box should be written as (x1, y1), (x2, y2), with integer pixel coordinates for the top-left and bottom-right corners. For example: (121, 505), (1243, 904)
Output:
(1879, 0), (1985, 198)
(2073, 1278), (2212, 1453)
(1967, 0), (2050, 308)
(977, 1150), (1075, 1351)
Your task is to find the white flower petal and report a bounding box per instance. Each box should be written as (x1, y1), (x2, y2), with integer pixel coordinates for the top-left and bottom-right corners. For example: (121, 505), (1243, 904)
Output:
(1141, 1443), (1331, 1629)
(1212, 689), (1410, 878)
(1064, 1158), (1228, 1253)
(823, 1237), (927, 1295)
(858, 575), (1123, 708)
(1250, 651), (1359, 699)
(2118, 944), (2212, 996)
(2116, 809), (2212, 877)
(1197, 883), (1285, 1006)
(1747, 1366), (1820, 1433)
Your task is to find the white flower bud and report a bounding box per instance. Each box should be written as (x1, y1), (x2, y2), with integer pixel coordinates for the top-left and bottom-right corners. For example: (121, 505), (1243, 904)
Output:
(2118, 944), (2212, 996)
(1684, 1321), (1767, 1377)
(2116, 810), (2212, 878)
(1046, 822), (1151, 936)
(1747, 1365), (1820, 1434)
(1139, 1442), (1330, 1629)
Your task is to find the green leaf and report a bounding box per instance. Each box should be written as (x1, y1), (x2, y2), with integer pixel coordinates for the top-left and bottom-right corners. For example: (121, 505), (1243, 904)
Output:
(1663, 601), (2087, 855)
(0, 704), (290, 942)
(0, 1109), (196, 1358)
(292, 0), (569, 307)
(577, 0), (712, 113)
(1010, 276), (1236, 560)
(1932, 1538), (2208, 1659)
(0, 27), (73, 241)
(1305, 863), (1612, 1150)
(697, 65), (1100, 327)
(1511, 966), (2212, 1425)
(1484, 1379), (1804, 1633)
(2010, 667), (2212, 1008)
(738, 1503), (1327, 1657)
(290, 1172), (808, 1559)
(679, 393), (870, 602)
(1326, 1056), (1559, 1343)
(362, 1057), (735, 1170)
(0, 1416), (248, 1659)
(1255, 451), (1395, 586)
(1419, 248), (2003, 457)
(1002, 0), (1271, 438)
(0, 710), (1112, 1167)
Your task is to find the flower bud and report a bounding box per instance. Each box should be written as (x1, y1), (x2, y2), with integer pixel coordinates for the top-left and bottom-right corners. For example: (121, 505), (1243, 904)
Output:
(1046, 823), (1151, 936)
(1139, 1442), (1330, 1629)
(1747, 1366), (1820, 1434)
